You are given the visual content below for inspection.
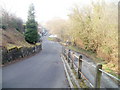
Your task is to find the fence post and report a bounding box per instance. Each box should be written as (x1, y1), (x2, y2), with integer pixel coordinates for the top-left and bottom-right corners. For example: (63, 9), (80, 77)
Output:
(68, 49), (70, 63)
(78, 55), (82, 79)
(64, 49), (67, 60)
(94, 63), (102, 88)
(71, 52), (74, 69)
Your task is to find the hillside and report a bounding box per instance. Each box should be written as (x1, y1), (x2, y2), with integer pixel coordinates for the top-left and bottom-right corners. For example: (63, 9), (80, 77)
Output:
(1, 29), (33, 49)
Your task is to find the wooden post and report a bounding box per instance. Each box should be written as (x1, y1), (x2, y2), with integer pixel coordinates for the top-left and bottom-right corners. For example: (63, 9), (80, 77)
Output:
(65, 48), (67, 60)
(78, 55), (82, 79)
(94, 63), (102, 88)
(71, 52), (74, 69)
(68, 49), (70, 63)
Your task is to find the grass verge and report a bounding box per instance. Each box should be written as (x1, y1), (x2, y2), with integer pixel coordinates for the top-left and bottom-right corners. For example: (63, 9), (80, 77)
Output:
(47, 37), (55, 41)
(71, 68), (88, 88)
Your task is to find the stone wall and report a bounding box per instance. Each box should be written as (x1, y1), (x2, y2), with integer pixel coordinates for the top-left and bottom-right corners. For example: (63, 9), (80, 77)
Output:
(2, 44), (42, 65)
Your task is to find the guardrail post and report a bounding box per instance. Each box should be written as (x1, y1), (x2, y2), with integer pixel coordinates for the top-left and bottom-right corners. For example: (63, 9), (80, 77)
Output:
(94, 63), (102, 88)
(64, 49), (67, 60)
(71, 52), (74, 69)
(68, 49), (70, 63)
(78, 55), (82, 79)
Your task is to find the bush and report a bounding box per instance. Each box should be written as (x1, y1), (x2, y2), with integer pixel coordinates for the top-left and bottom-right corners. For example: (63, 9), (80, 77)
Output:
(2, 25), (7, 30)
(0, 8), (24, 32)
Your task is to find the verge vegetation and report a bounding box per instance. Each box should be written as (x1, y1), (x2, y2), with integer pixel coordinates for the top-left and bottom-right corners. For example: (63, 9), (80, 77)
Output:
(46, 1), (119, 76)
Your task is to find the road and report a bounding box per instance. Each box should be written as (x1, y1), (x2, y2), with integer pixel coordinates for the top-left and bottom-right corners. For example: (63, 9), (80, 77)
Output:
(2, 36), (68, 88)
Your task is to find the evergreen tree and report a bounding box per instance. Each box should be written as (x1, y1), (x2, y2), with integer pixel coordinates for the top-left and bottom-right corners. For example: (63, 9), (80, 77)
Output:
(25, 4), (39, 44)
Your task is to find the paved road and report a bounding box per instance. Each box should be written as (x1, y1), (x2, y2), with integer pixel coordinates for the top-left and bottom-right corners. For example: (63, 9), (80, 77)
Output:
(3, 36), (68, 88)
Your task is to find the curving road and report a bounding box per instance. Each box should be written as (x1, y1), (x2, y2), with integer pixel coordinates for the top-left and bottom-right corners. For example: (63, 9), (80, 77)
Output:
(2, 36), (68, 88)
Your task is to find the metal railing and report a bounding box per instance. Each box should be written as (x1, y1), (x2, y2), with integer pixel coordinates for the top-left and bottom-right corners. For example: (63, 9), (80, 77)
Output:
(62, 46), (120, 88)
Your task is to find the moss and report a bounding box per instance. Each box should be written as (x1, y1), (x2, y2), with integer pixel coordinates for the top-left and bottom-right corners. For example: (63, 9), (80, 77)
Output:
(48, 37), (55, 41)
(6, 44), (17, 50)
(17, 46), (22, 49)
(35, 43), (41, 46)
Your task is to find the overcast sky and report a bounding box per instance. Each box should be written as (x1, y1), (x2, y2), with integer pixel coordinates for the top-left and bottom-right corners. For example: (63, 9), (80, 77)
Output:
(0, 0), (117, 24)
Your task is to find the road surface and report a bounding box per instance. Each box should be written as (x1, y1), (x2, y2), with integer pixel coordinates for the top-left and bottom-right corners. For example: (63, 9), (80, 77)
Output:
(3, 36), (68, 88)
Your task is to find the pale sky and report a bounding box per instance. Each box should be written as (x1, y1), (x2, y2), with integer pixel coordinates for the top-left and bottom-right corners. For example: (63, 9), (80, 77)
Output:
(0, 0), (117, 24)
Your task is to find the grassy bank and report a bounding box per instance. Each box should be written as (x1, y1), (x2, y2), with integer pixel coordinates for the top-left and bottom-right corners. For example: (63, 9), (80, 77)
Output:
(47, 37), (55, 41)
(48, 37), (61, 42)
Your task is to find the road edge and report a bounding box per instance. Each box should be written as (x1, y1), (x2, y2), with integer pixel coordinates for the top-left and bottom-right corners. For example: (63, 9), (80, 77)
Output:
(60, 54), (74, 88)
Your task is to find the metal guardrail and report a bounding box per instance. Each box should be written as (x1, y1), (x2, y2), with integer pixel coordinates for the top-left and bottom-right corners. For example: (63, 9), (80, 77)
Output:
(62, 46), (120, 88)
